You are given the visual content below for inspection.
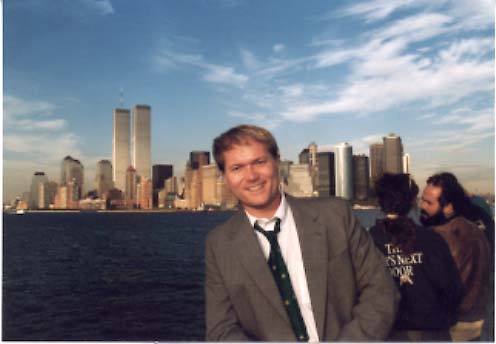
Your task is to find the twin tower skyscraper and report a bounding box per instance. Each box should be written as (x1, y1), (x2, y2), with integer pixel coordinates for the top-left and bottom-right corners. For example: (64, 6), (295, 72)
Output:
(112, 105), (151, 192)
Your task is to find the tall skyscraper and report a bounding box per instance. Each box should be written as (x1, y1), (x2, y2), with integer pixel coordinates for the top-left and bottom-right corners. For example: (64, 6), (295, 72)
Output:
(113, 108), (131, 192)
(335, 143), (354, 200)
(383, 133), (403, 174)
(353, 154), (369, 201)
(317, 151), (335, 197)
(60, 156), (84, 198)
(369, 143), (384, 188)
(133, 105), (151, 179)
(30, 172), (48, 209)
(95, 160), (113, 197)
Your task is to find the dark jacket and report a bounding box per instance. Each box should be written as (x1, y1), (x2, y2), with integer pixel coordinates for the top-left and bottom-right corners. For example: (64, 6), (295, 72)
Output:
(205, 196), (400, 341)
(370, 224), (463, 331)
(432, 216), (491, 322)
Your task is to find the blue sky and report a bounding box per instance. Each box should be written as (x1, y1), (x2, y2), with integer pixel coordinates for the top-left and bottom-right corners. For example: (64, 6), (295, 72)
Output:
(3, 0), (495, 201)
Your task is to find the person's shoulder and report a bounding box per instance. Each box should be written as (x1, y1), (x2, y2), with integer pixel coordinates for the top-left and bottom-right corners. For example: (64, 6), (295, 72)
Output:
(206, 210), (241, 244)
(288, 194), (351, 212)
(415, 225), (448, 246)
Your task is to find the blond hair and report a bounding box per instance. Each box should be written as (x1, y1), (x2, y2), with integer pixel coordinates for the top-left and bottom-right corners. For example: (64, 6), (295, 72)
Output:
(212, 124), (279, 172)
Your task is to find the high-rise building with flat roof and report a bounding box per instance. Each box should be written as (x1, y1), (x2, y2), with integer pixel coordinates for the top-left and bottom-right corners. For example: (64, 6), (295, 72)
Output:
(353, 154), (369, 201)
(95, 160), (113, 198)
(383, 133), (403, 174)
(133, 105), (151, 179)
(335, 143), (354, 200)
(317, 151), (335, 197)
(287, 164), (314, 198)
(152, 164), (173, 190)
(369, 143), (384, 189)
(113, 108), (130, 192)
(30, 171), (48, 209)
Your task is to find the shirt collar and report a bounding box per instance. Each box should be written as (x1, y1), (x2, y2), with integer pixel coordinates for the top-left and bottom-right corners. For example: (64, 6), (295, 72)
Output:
(246, 192), (288, 228)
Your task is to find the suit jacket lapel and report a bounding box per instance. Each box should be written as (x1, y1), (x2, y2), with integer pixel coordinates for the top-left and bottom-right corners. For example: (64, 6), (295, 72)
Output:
(230, 209), (290, 324)
(287, 196), (328, 340)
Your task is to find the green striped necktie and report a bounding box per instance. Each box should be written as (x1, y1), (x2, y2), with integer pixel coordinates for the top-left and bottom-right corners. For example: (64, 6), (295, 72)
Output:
(254, 218), (309, 342)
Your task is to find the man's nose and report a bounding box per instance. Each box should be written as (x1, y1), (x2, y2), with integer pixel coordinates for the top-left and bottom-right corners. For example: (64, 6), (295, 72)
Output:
(245, 165), (259, 180)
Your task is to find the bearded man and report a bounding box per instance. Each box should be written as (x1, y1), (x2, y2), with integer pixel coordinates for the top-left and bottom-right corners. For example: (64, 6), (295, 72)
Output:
(420, 172), (490, 341)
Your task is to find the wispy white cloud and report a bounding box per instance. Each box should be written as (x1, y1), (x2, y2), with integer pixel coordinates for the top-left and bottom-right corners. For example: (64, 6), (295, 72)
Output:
(155, 47), (248, 88)
(338, 0), (417, 22)
(80, 0), (114, 15)
(203, 65), (248, 88)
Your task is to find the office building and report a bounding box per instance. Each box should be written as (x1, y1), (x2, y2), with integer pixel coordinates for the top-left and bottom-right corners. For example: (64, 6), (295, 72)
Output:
(29, 172), (49, 209)
(317, 151), (335, 197)
(335, 143), (354, 200)
(190, 151), (210, 170)
(201, 164), (220, 206)
(112, 108), (131, 192)
(403, 153), (410, 174)
(137, 177), (153, 210)
(39, 181), (58, 209)
(287, 164), (313, 198)
(369, 143), (384, 186)
(61, 156), (84, 198)
(383, 133), (403, 174)
(125, 166), (137, 208)
(132, 105), (151, 179)
(95, 160), (113, 198)
(279, 160), (293, 191)
(152, 164), (173, 190)
(353, 154), (369, 201)
(152, 164), (173, 206)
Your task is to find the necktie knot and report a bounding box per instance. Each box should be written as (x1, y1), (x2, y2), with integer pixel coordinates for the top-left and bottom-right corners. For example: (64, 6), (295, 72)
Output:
(254, 218), (281, 240)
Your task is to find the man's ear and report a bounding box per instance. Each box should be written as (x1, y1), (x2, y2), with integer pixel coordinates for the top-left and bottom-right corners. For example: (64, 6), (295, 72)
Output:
(442, 203), (454, 217)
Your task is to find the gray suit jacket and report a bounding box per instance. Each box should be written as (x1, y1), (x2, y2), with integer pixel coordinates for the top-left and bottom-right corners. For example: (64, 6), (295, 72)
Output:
(205, 195), (399, 341)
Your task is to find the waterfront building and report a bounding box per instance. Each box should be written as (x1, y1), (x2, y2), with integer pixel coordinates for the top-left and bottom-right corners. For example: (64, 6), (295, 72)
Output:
(190, 151), (210, 170)
(165, 176), (178, 195)
(103, 188), (124, 210)
(369, 143), (384, 194)
(38, 180), (58, 209)
(132, 105), (151, 180)
(299, 148), (309, 164)
(383, 133), (403, 174)
(152, 164), (173, 206)
(202, 164), (220, 206)
(60, 156), (84, 198)
(216, 176), (238, 209)
(29, 172), (48, 209)
(317, 151), (335, 197)
(95, 160), (113, 198)
(137, 177), (153, 210)
(287, 164), (314, 198)
(335, 143), (354, 201)
(353, 154), (369, 201)
(403, 153), (410, 174)
(152, 164), (173, 190)
(125, 166), (137, 209)
(54, 186), (66, 209)
(112, 108), (131, 192)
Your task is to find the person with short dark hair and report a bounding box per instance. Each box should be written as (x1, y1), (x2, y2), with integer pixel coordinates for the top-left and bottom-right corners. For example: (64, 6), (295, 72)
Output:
(205, 124), (399, 342)
(369, 173), (463, 341)
(420, 172), (490, 341)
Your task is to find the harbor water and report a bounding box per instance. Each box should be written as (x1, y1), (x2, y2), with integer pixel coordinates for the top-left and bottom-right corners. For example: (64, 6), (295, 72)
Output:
(3, 209), (380, 341)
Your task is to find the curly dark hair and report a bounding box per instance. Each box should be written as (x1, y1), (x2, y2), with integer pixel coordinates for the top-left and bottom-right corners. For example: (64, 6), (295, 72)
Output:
(375, 173), (419, 254)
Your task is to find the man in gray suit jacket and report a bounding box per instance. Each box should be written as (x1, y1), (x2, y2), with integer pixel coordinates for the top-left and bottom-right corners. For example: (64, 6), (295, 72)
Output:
(205, 124), (399, 341)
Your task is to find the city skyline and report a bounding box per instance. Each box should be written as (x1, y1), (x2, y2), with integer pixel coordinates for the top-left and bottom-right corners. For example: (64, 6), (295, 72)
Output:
(4, 0), (494, 201)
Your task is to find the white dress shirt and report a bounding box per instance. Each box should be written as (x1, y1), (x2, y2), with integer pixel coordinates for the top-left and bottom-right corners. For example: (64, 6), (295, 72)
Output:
(245, 193), (319, 343)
